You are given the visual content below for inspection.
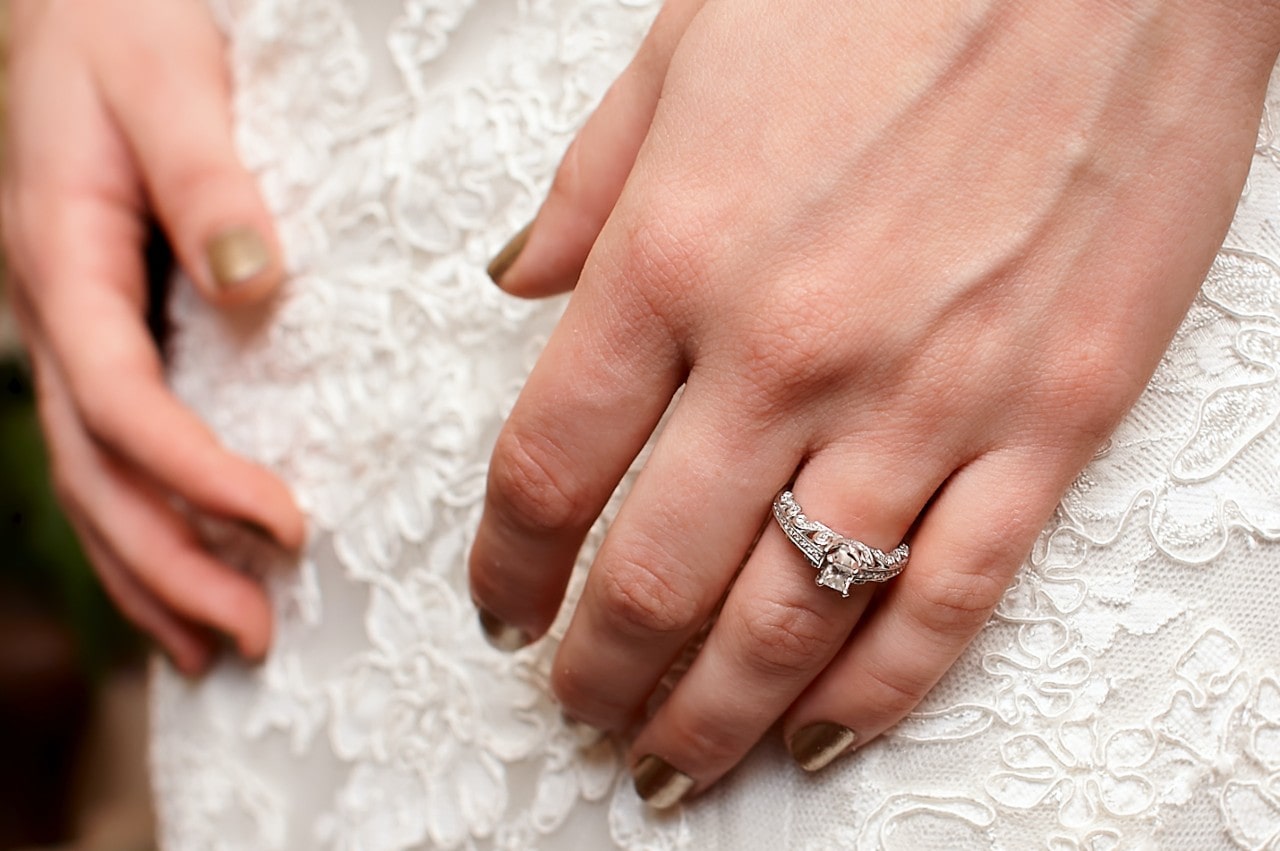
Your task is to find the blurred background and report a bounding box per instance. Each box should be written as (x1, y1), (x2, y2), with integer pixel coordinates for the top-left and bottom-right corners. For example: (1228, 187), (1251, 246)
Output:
(0, 9), (157, 851)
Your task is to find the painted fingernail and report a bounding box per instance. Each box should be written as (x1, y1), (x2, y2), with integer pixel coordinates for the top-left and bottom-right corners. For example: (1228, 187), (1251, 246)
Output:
(788, 722), (858, 772)
(562, 713), (606, 748)
(206, 226), (271, 290)
(632, 754), (695, 809)
(486, 222), (532, 287)
(477, 607), (531, 652)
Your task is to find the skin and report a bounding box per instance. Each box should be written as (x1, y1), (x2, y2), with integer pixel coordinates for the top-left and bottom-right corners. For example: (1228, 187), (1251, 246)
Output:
(470, 0), (1280, 801)
(5, 0), (1279, 807)
(2, 0), (304, 674)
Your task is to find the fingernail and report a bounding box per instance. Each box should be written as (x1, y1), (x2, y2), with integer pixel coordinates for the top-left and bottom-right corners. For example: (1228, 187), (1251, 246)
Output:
(562, 713), (607, 748)
(632, 754), (695, 809)
(477, 607), (531, 652)
(788, 722), (858, 772)
(486, 222), (532, 287)
(206, 226), (271, 290)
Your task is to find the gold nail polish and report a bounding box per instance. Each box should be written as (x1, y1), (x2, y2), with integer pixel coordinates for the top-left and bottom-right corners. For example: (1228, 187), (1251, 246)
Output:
(477, 607), (531, 652)
(632, 754), (695, 809)
(206, 226), (271, 290)
(486, 222), (532, 286)
(562, 713), (607, 748)
(788, 722), (857, 772)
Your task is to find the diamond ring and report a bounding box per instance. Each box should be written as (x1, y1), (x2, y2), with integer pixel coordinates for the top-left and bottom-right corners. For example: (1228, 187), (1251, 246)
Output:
(772, 490), (909, 597)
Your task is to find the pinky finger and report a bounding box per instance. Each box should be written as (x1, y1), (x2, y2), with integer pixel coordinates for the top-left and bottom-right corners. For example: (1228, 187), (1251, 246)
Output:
(71, 514), (216, 675)
(781, 448), (1071, 771)
(26, 326), (276, 660)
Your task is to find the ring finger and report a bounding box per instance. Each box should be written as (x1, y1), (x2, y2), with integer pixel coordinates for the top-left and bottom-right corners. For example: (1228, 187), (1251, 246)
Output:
(624, 444), (950, 807)
(781, 448), (1075, 770)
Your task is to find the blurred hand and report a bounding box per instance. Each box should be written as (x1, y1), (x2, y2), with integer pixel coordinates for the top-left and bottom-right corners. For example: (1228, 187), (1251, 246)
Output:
(471, 0), (1280, 805)
(2, 0), (305, 674)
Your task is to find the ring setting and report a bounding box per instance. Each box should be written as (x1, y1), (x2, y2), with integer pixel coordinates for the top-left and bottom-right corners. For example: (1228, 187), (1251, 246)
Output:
(772, 490), (909, 597)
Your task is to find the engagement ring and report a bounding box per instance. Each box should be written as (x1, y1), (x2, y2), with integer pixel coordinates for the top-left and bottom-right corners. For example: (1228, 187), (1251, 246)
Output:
(772, 490), (909, 597)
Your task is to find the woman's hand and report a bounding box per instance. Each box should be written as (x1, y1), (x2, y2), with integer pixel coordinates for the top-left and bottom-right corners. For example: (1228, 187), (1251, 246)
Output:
(470, 0), (1280, 806)
(2, 0), (305, 674)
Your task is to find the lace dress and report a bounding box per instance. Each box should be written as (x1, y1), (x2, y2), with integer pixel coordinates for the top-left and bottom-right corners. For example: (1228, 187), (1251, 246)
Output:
(151, 1), (1280, 848)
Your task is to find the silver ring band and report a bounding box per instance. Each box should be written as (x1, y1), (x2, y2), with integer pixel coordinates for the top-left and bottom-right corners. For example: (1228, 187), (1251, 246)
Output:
(772, 490), (909, 597)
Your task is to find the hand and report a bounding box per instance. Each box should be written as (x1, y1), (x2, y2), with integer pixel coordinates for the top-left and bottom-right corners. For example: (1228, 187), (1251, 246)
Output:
(2, 0), (305, 674)
(470, 0), (1280, 806)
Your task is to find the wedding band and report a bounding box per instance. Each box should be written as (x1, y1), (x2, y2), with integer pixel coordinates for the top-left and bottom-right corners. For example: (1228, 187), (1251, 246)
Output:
(772, 490), (909, 597)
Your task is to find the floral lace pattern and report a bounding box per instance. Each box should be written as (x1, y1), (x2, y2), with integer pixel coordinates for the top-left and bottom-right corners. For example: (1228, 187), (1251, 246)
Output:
(152, 2), (1280, 848)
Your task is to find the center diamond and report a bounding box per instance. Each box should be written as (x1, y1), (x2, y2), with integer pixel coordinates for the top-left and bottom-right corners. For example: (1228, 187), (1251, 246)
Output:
(817, 562), (856, 597)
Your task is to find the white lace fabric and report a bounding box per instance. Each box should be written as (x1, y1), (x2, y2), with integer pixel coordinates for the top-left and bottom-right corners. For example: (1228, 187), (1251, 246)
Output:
(152, 1), (1280, 848)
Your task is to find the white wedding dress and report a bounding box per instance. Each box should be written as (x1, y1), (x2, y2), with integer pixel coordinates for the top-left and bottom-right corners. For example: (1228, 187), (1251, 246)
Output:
(151, 1), (1280, 848)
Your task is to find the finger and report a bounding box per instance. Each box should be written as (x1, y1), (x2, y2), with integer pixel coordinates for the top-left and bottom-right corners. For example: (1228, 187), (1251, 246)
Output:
(28, 329), (277, 660)
(469, 261), (684, 648)
(547, 391), (796, 731)
(92, 0), (284, 305)
(2, 22), (304, 550)
(624, 443), (947, 807)
(17, 207), (304, 550)
(70, 514), (217, 676)
(781, 448), (1069, 771)
(488, 0), (705, 296)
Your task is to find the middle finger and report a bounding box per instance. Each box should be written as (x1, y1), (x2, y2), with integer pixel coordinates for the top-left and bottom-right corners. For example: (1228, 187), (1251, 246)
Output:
(549, 384), (796, 728)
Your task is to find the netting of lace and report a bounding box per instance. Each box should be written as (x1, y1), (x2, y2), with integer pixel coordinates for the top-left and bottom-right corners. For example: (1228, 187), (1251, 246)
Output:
(151, 1), (1280, 848)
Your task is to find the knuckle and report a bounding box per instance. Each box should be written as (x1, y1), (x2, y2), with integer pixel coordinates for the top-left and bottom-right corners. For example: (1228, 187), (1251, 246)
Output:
(487, 425), (589, 535)
(907, 568), (1005, 639)
(859, 656), (931, 717)
(1033, 344), (1143, 446)
(734, 595), (843, 678)
(720, 286), (861, 418)
(606, 198), (712, 322)
(734, 333), (830, 413)
(594, 543), (702, 640)
(663, 711), (748, 768)
(551, 663), (634, 724)
(160, 158), (237, 212)
(73, 377), (123, 444)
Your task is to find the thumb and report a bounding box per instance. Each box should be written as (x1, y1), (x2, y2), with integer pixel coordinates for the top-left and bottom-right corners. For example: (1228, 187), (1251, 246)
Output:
(90, 0), (283, 307)
(488, 0), (704, 298)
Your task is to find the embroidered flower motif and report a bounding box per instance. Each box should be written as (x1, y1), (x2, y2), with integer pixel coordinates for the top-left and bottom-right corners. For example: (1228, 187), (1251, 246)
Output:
(986, 723), (1158, 829)
(1001, 520), (1182, 655)
(983, 619), (1096, 724)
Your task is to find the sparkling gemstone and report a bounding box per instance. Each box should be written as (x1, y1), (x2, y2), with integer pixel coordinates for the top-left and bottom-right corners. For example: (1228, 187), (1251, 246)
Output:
(817, 564), (855, 596)
(829, 545), (864, 571)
